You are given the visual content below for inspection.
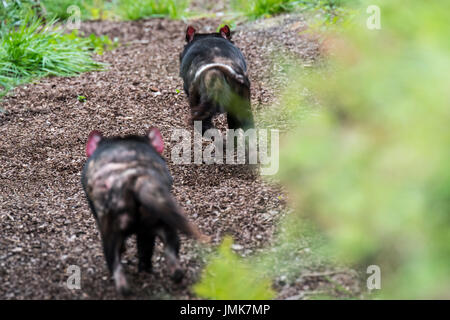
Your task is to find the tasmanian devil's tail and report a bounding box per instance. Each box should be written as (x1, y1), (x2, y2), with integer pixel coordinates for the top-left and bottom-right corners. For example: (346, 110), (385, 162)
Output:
(201, 64), (250, 89)
(134, 176), (208, 242)
(191, 63), (253, 130)
(202, 64), (249, 108)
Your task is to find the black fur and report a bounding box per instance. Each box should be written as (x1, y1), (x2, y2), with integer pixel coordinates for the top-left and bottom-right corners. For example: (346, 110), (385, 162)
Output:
(81, 133), (201, 295)
(179, 28), (254, 133)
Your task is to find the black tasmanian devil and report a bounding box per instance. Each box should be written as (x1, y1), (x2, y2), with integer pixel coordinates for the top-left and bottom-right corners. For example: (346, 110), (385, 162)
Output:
(81, 128), (206, 295)
(179, 25), (254, 134)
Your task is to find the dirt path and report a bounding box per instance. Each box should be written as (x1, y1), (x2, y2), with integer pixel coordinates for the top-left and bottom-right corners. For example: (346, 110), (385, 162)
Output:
(0, 15), (359, 299)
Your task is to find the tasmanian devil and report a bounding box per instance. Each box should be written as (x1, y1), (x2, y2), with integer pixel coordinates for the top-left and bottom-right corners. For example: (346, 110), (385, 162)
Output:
(179, 25), (254, 134)
(81, 128), (205, 295)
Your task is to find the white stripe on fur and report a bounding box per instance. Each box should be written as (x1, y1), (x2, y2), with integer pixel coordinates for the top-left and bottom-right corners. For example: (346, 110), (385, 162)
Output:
(193, 63), (239, 82)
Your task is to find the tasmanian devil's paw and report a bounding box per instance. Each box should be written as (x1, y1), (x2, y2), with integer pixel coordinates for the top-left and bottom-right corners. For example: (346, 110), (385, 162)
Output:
(114, 266), (131, 297)
(117, 283), (132, 297)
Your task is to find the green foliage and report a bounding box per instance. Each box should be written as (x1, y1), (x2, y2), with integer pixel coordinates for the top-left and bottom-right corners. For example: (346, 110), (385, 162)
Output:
(0, 0), (94, 22)
(84, 0), (117, 20)
(40, 0), (116, 20)
(40, 0), (90, 20)
(0, 0), (43, 30)
(194, 237), (275, 300)
(216, 21), (237, 32)
(0, 17), (104, 97)
(230, 0), (294, 19)
(88, 33), (119, 55)
(275, 0), (450, 298)
(230, 0), (345, 20)
(2, 0), (189, 22)
(114, 0), (189, 20)
(253, 215), (328, 282)
(65, 31), (119, 55)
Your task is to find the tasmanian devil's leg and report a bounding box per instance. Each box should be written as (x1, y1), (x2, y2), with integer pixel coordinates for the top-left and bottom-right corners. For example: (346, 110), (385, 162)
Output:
(200, 115), (214, 135)
(102, 231), (130, 295)
(191, 103), (214, 134)
(189, 81), (217, 134)
(137, 229), (155, 273)
(226, 112), (240, 131)
(157, 226), (183, 283)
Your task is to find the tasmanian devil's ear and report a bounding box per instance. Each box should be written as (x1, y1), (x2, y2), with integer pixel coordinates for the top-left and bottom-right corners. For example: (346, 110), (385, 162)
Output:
(220, 25), (231, 40)
(86, 130), (102, 157)
(148, 127), (164, 154)
(186, 26), (195, 43)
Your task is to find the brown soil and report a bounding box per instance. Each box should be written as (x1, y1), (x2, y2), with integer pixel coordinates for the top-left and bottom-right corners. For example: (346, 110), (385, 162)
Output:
(0, 15), (361, 299)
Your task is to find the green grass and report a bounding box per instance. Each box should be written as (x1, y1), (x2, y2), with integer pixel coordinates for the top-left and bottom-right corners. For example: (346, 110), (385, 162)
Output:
(40, 0), (92, 20)
(114, 0), (189, 20)
(230, 0), (345, 20)
(2, 0), (190, 22)
(230, 0), (295, 18)
(40, 0), (190, 21)
(0, 17), (104, 97)
(41, 0), (116, 20)
(1, 0), (43, 30)
(4, 0), (342, 22)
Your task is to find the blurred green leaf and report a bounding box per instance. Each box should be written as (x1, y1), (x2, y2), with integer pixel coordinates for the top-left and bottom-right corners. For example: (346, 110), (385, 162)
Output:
(275, 0), (450, 299)
(194, 237), (275, 300)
